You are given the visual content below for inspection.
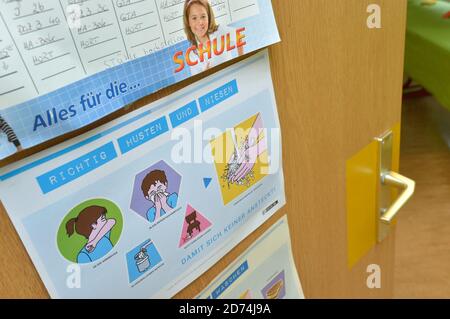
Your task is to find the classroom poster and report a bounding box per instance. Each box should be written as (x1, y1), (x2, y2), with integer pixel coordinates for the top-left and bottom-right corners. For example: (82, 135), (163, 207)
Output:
(0, 51), (286, 298)
(0, 0), (280, 159)
(197, 215), (304, 299)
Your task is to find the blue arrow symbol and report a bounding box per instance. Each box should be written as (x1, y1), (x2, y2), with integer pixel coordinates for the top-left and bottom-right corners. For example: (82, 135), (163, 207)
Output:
(203, 178), (212, 189)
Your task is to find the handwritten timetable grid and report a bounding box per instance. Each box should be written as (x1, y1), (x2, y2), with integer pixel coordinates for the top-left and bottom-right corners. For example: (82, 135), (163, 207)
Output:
(0, 0), (259, 109)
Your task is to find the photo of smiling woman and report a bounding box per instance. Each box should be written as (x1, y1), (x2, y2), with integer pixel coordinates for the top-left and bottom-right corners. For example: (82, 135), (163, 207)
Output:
(183, 0), (245, 75)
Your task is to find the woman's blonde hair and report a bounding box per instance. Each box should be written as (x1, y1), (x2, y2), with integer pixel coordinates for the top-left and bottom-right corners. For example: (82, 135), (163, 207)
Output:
(183, 0), (218, 47)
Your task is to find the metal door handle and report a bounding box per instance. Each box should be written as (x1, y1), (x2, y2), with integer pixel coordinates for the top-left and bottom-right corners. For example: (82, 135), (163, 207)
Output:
(380, 171), (415, 224)
(377, 130), (416, 242)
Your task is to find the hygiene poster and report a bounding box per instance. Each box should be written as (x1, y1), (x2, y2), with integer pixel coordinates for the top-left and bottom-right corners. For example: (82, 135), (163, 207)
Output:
(0, 0), (280, 159)
(197, 215), (304, 299)
(0, 51), (286, 298)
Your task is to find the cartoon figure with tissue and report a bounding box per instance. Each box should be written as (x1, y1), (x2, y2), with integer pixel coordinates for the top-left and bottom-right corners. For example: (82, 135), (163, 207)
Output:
(141, 170), (178, 223)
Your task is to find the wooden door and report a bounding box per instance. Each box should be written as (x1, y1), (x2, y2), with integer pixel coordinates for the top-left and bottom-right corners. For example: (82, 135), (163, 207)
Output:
(0, 0), (407, 298)
(262, 0), (407, 298)
(177, 0), (408, 298)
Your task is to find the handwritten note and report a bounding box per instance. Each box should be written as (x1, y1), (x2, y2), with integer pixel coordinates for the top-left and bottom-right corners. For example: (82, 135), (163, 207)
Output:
(0, 0), (259, 109)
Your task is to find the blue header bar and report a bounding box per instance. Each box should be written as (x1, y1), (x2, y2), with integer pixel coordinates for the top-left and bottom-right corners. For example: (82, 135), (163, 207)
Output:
(117, 116), (169, 154)
(169, 101), (199, 128)
(0, 56), (264, 182)
(37, 142), (118, 194)
(211, 261), (249, 299)
(199, 80), (238, 113)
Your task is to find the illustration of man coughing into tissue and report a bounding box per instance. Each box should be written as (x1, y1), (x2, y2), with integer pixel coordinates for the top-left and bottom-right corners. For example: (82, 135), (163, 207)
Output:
(141, 170), (178, 223)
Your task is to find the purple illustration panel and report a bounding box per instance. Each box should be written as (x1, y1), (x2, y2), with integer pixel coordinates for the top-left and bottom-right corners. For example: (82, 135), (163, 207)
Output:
(261, 270), (286, 299)
(130, 160), (182, 222)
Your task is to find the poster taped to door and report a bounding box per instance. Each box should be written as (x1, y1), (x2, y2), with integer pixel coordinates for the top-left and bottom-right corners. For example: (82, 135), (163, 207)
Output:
(197, 215), (304, 299)
(0, 0), (280, 160)
(0, 51), (286, 298)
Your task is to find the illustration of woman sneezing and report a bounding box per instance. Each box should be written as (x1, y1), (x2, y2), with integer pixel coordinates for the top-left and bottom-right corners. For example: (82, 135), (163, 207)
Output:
(65, 205), (116, 264)
(183, 0), (244, 75)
